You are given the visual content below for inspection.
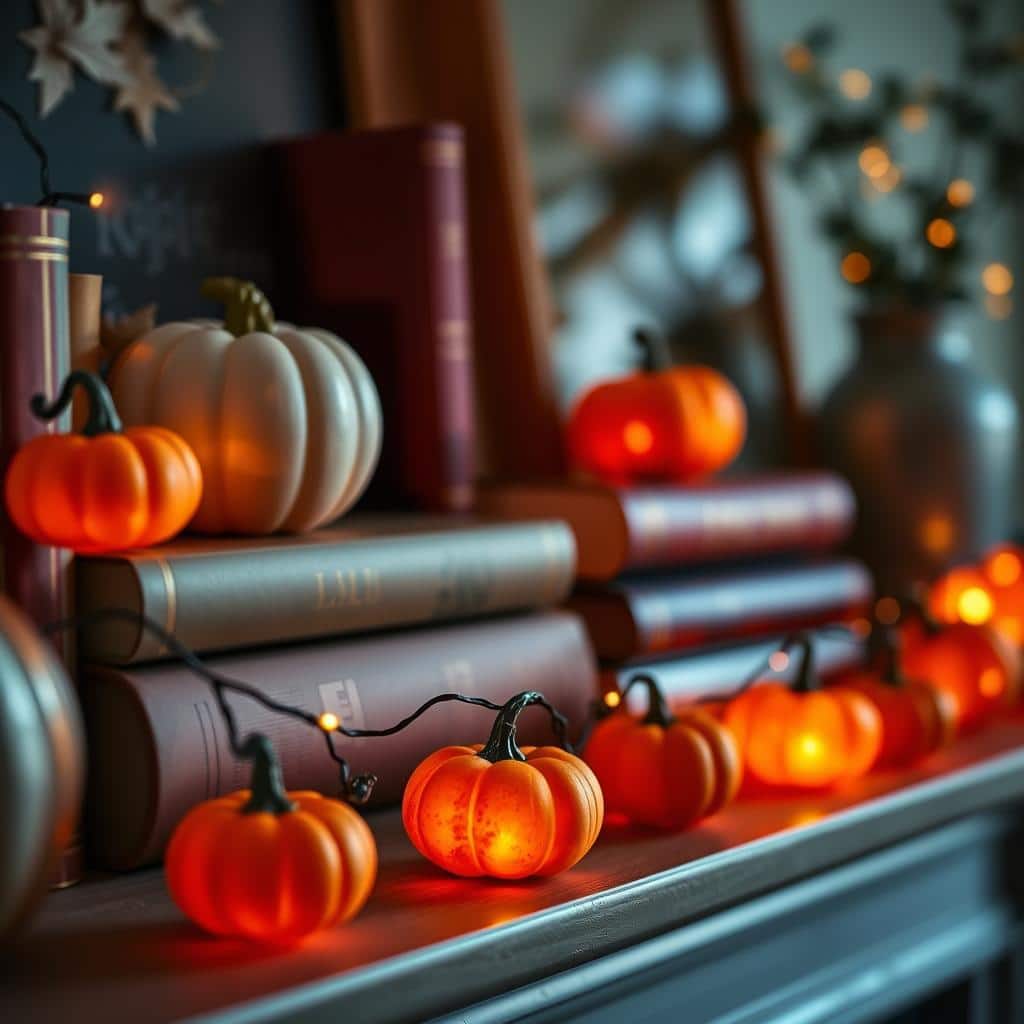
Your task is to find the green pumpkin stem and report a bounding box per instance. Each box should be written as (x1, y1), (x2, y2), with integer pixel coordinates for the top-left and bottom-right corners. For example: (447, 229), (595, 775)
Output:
(633, 327), (673, 373)
(30, 369), (123, 436)
(478, 691), (549, 764)
(621, 672), (675, 727)
(241, 734), (295, 815)
(201, 276), (275, 337)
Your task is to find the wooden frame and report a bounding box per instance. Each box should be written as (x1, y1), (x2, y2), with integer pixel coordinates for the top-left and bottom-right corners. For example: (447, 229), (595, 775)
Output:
(337, 0), (804, 475)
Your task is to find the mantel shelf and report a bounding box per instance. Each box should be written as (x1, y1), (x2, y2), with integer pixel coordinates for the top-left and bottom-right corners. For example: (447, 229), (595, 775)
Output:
(7, 719), (1024, 1024)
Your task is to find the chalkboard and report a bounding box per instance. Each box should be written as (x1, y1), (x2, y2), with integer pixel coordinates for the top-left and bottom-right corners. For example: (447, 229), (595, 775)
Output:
(0, 1), (343, 320)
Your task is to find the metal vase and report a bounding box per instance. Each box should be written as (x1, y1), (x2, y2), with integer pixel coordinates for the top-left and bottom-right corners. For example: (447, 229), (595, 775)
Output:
(820, 307), (1019, 594)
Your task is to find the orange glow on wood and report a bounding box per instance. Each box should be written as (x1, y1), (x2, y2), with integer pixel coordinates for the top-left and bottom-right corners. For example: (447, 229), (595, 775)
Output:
(165, 790), (377, 942)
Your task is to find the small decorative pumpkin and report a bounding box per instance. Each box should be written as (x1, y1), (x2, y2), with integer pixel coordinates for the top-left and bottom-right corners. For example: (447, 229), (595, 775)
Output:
(835, 626), (957, 768)
(402, 691), (603, 879)
(722, 635), (883, 789)
(5, 371), (202, 553)
(584, 673), (741, 830)
(165, 735), (377, 943)
(566, 328), (746, 485)
(900, 602), (1019, 730)
(979, 544), (1024, 646)
(0, 596), (85, 941)
(108, 277), (382, 535)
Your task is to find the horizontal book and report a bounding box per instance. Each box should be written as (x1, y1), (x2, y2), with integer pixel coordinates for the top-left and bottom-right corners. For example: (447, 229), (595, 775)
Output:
(569, 559), (872, 661)
(77, 517), (575, 664)
(602, 626), (867, 708)
(82, 611), (597, 870)
(478, 473), (855, 581)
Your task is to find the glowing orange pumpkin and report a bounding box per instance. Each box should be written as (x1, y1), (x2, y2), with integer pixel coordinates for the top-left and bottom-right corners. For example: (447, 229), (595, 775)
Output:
(5, 371), (202, 553)
(900, 614), (1019, 730)
(722, 637), (883, 788)
(566, 328), (746, 485)
(979, 544), (1024, 646)
(165, 735), (377, 942)
(835, 628), (957, 767)
(402, 691), (603, 878)
(584, 673), (741, 829)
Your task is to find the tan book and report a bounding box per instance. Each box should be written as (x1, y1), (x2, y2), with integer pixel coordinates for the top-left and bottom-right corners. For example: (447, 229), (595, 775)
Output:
(77, 517), (575, 664)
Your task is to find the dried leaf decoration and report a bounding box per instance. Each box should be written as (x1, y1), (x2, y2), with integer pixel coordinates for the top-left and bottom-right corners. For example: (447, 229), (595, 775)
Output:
(20, 0), (129, 117)
(19, 0), (223, 145)
(141, 0), (220, 51)
(100, 302), (157, 367)
(114, 30), (179, 146)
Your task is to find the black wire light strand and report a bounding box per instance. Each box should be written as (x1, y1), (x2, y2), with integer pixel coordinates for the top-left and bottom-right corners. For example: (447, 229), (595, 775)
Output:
(42, 607), (577, 802)
(0, 96), (96, 208)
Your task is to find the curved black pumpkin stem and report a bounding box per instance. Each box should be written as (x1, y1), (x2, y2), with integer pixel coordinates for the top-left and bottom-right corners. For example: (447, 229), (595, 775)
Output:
(478, 690), (572, 763)
(241, 734), (296, 815)
(783, 632), (820, 693)
(868, 622), (909, 687)
(621, 672), (675, 727)
(898, 588), (943, 636)
(202, 276), (275, 337)
(30, 370), (123, 436)
(633, 326), (673, 373)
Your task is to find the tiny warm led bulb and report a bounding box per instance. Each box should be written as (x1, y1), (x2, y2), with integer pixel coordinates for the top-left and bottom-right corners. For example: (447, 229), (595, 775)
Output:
(318, 711), (340, 732)
(88, 192), (105, 209)
(604, 690), (622, 709)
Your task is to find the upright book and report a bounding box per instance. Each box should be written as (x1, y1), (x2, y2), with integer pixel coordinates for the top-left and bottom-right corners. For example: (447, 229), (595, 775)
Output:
(569, 559), (872, 661)
(82, 611), (597, 869)
(274, 123), (475, 512)
(479, 473), (855, 581)
(77, 518), (576, 664)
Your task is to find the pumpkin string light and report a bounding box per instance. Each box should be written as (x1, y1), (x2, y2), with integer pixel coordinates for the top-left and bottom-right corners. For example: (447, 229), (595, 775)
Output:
(584, 672), (741, 830)
(5, 371), (203, 554)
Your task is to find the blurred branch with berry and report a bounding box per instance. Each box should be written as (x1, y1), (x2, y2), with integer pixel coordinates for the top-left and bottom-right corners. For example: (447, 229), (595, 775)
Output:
(776, 0), (1023, 315)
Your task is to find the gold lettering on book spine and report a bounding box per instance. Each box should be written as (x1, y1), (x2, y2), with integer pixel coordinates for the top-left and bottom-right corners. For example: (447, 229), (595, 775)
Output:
(313, 568), (383, 611)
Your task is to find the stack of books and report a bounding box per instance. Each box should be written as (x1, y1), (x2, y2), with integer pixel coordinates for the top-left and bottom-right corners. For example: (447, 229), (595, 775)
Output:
(481, 473), (873, 707)
(76, 518), (598, 870)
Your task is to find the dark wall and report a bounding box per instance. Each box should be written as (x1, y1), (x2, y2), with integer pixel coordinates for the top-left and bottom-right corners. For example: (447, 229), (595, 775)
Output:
(0, 1), (343, 319)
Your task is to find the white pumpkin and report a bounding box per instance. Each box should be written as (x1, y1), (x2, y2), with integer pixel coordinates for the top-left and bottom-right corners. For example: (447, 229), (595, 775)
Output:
(108, 279), (381, 535)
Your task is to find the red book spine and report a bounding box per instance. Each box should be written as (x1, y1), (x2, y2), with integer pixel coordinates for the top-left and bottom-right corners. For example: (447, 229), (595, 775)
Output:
(274, 125), (476, 512)
(0, 204), (77, 884)
(81, 611), (598, 870)
(621, 474), (856, 570)
(421, 133), (476, 511)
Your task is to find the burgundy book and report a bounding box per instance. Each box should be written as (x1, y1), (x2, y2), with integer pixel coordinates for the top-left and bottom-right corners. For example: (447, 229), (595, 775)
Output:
(478, 473), (855, 581)
(81, 611), (597, 870)
(274, 124), (475, 512)
(0, 204), (78, 886)
(77, 517), (576, 664)
(568, 559), (872, 661)
(601, 626), (867, 707)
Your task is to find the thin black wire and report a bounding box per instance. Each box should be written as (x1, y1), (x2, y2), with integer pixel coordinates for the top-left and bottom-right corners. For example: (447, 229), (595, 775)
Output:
(42, 607), (575, 801)
(0, 96), (50, 201)
(0, 96), (95, 207)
